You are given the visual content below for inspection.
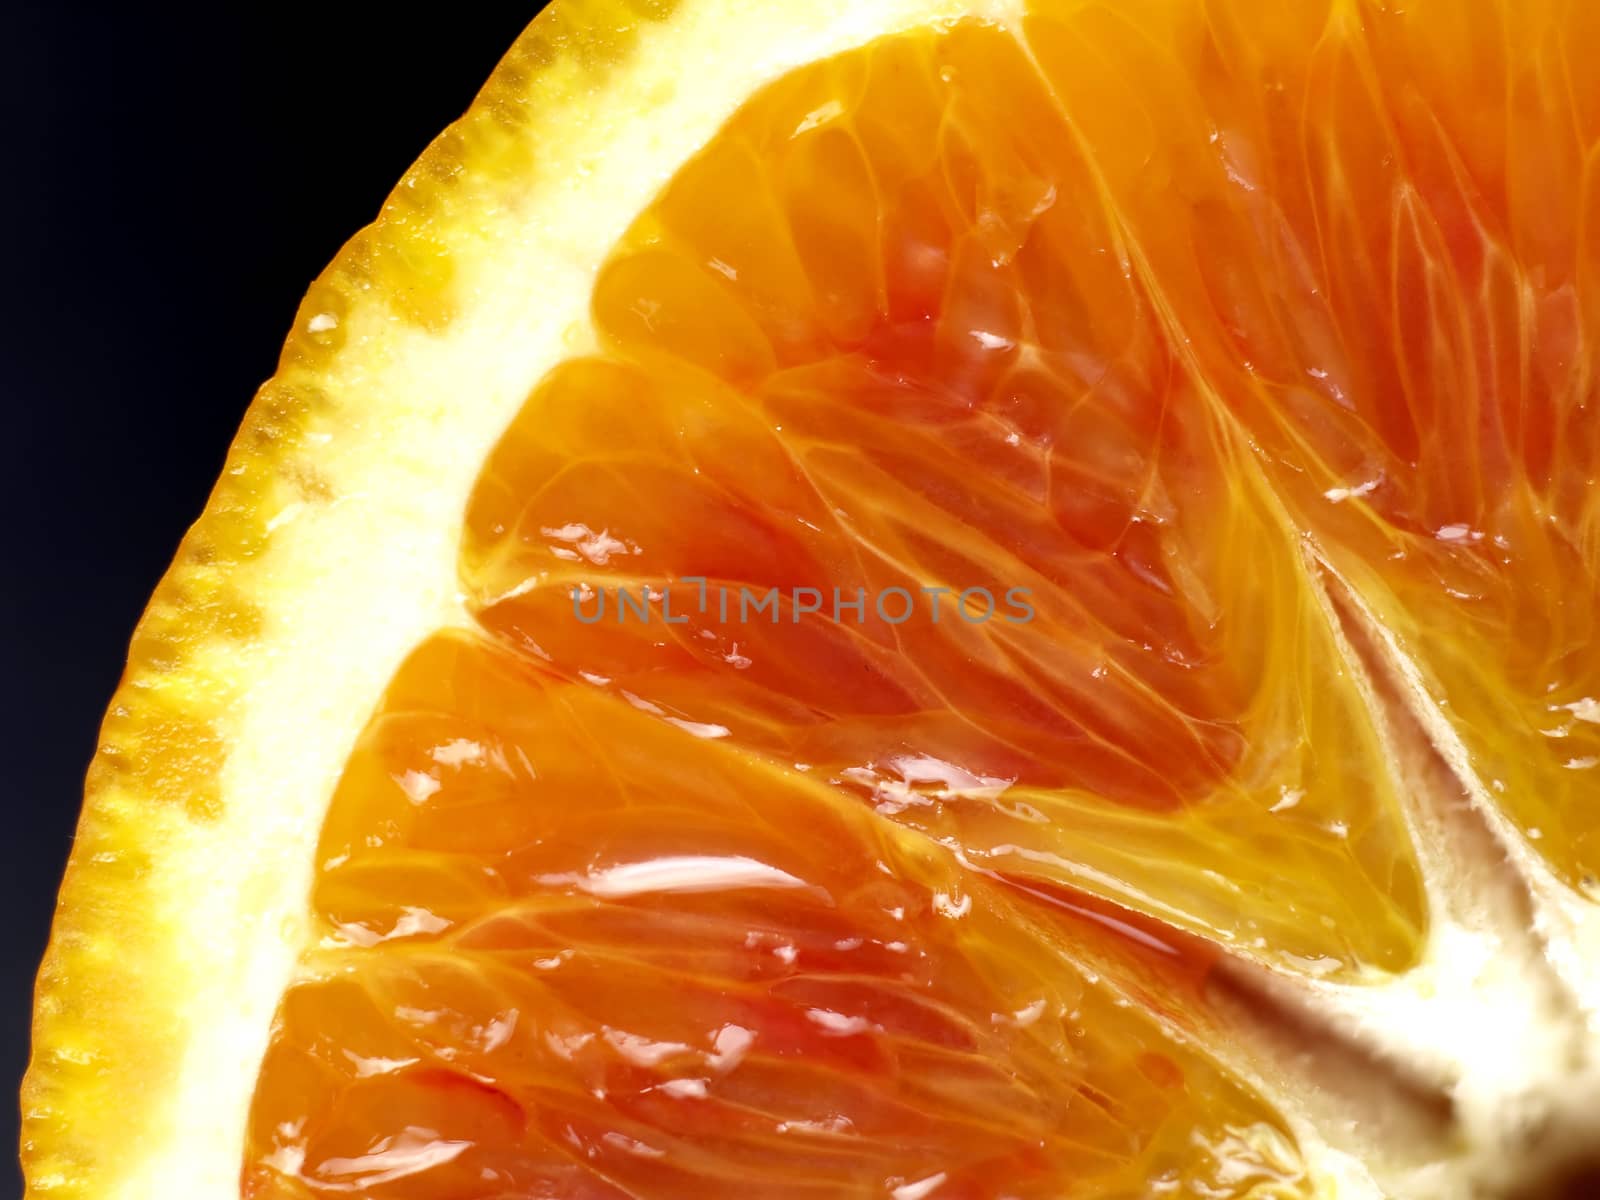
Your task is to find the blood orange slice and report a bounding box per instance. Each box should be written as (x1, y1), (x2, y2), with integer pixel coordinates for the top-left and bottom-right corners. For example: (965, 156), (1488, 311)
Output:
(24, 2), (1600, 1198)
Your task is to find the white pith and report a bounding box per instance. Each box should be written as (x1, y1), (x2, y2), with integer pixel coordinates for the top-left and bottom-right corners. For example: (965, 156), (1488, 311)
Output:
(27, 2), (1600, 1199)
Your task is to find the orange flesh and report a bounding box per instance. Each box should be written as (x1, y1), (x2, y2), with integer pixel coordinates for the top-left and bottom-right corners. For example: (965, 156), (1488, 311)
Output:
(244, 635), (1299, 1197)
(245, 3), (1600, 1195)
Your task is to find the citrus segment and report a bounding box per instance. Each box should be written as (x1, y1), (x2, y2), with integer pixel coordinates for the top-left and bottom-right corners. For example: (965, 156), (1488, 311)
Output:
(1007, 0), (1600, 892)
(243, 633), (1308, 1198)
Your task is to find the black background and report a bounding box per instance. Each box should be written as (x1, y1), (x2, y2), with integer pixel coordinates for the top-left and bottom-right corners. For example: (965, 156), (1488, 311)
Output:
(3, 8), (547, 1192)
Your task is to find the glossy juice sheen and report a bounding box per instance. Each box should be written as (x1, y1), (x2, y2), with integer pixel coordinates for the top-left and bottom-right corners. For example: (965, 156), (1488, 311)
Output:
(244, 2), (1599, 1195)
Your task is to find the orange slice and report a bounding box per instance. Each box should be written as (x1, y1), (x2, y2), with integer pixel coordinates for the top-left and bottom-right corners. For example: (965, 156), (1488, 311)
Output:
(24, 2), (1600, 1198)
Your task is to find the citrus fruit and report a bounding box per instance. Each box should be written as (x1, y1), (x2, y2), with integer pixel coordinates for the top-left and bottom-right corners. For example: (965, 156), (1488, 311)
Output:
(23, 0), (1600, 1197)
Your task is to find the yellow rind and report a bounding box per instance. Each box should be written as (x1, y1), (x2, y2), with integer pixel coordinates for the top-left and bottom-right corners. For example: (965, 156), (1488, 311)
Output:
(21, 2), (1016, 1196)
